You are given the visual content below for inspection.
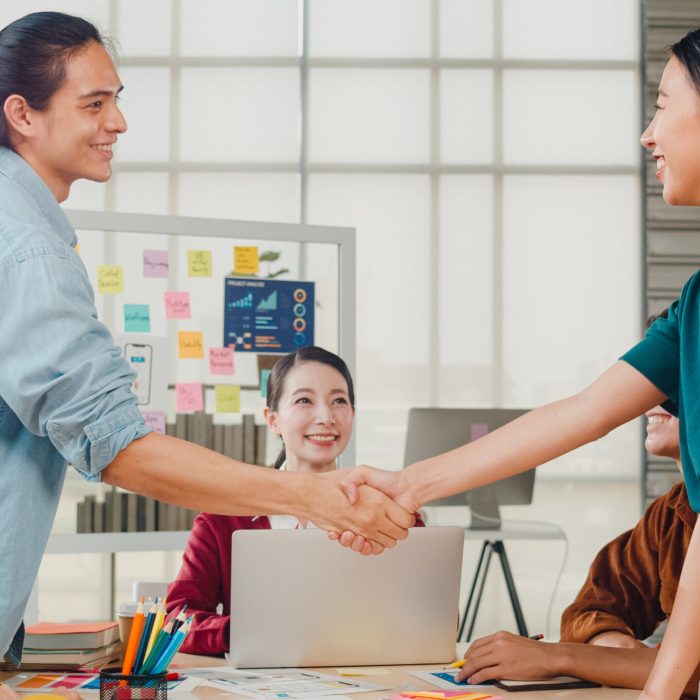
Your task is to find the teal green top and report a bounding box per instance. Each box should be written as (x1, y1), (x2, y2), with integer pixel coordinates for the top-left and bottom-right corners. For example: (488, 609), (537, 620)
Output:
(621, 271), (699, 511)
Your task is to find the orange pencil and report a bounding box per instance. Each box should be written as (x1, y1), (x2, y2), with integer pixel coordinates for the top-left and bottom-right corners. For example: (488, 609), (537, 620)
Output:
(121, 597), (145, 675)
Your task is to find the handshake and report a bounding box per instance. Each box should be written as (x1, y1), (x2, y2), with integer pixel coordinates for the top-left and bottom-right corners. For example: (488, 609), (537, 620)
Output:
(306, 465), (423, 556)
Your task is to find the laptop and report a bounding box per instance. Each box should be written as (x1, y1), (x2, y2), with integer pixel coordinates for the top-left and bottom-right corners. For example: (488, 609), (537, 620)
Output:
(229, 526), (464, 668)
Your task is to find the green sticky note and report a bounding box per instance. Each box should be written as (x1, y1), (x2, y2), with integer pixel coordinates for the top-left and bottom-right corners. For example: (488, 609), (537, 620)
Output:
(216, 385), (241, 413)
(124, 304), (151, 332)
(260, 369), (271, 398)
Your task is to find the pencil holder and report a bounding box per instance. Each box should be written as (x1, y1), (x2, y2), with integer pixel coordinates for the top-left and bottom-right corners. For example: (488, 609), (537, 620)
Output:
(99, 667), (168, 700)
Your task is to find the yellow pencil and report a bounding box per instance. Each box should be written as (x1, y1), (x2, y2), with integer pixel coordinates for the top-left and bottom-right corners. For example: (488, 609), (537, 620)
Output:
(448, 658), (465, 669)
(144, 596), (167, 659)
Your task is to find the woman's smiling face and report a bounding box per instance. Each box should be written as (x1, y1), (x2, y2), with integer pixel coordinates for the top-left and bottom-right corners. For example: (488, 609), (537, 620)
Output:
(265, 360), (354, 472)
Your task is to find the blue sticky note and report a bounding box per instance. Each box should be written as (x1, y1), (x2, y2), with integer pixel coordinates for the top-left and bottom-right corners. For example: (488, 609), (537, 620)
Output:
(124, 304), (151, 333)
(261, 369), (271, 398)
(430, 672), (468, 686)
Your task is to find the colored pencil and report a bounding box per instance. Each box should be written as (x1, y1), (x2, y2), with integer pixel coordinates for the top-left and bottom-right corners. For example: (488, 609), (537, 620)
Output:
(170, 604), (188, 634)
(144, 596), (167, 660)
(120, 597), (145, 675)
(139, 617), (175, 675)
(133, 599), (159, 673)
(150, 617), (192, 674)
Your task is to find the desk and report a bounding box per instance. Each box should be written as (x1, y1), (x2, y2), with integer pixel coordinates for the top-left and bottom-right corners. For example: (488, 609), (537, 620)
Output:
(169, 649), (639, 700)
(458, 522), (566, 641)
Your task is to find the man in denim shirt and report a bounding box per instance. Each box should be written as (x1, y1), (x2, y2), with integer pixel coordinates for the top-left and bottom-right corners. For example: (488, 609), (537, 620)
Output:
(0, 13), (414, 667)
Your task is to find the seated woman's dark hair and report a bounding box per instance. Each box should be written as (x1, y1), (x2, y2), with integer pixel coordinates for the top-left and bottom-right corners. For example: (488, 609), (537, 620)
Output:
(266, 346), (355, 469)
(672, 28), (700, 95)
(0, 12), (105, 147)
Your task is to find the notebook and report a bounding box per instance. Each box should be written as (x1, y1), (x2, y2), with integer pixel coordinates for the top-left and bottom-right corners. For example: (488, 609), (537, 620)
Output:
(229, 526), (464, 668)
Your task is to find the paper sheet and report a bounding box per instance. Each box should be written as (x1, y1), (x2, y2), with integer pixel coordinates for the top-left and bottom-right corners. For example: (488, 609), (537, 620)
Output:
(335, 668), (390, 677)
(184, 668), (386, 699)
(407, 671), (491, 692)
(5, 672), (201, 694)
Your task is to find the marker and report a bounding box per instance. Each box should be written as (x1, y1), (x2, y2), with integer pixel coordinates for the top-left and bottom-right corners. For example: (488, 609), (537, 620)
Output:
(448, 634), (544, 668)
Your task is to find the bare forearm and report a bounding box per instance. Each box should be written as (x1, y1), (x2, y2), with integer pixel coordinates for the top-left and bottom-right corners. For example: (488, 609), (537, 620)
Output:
(103, 432), (314, 518)
(404, 362), (665, 505)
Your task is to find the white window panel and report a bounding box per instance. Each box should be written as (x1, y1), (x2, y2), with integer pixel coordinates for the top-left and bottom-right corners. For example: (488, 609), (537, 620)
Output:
(502, 175), (640, 478)
(180, 68), (300, 163)
(439, 175), (493, 405)
(178, 173), (299, 223)
(114, 173), (170, 215)
(502, 0), (638, 61)
(64, 179), (106, 211)
(309, 0), (430, 58)
(309, 69), (430, 163)
(440, 70), (493, 164)
(0, 1), (108, 32)
(439, 0), (494, 58)
(115, 67), (170, 163)
(307, 174), (431, 400)
(116, 0), (171, 56)
(180, 0), (300, 56)
(503, 70), (638, 166)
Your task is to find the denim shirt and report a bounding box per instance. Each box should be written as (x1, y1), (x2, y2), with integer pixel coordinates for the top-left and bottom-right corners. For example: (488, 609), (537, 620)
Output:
(0, 147), (150, 661)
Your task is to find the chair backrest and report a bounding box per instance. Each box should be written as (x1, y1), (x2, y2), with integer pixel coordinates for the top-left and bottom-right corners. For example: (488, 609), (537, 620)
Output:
(132, 581), (169, 602)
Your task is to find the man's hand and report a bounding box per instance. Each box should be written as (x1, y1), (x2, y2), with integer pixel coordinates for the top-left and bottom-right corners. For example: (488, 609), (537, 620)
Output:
(456, 631), (561, 684)
(301, 469), (415, 555)
(589, 631), (647, 649)
(339, 465), (421, 513)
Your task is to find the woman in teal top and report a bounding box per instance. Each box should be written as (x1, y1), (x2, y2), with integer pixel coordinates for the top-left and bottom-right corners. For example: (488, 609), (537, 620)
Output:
(339, 28), (700, 700)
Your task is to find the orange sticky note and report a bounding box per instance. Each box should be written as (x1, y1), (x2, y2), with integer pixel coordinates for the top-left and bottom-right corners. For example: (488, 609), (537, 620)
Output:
(178, 331), (204, 359)
(234, 246), (259, 275)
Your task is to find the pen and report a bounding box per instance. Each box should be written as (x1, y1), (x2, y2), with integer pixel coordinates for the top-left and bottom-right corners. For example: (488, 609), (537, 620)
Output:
(448, 634), (544, 668)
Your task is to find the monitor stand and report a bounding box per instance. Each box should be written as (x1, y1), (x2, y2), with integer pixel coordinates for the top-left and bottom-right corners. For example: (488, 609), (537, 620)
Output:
(469, 486), (501, 529)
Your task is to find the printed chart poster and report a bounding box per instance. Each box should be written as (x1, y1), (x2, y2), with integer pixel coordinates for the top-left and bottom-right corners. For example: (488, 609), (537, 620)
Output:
(223, 277), (315, 353)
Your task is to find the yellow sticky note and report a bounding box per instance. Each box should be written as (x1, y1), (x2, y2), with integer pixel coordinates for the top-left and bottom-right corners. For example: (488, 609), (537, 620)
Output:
(178, 331), (204, 359)
(97, 265), (123, 294)
(234, 246), (259, 275)
(187, 250), (212, 277)
(216, 385), (241, 413)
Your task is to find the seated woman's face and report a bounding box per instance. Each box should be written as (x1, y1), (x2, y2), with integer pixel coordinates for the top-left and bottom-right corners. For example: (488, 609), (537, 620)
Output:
(268, 361), (354, 470)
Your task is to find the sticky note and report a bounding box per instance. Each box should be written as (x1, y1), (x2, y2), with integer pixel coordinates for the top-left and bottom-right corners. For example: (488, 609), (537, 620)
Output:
(164, 291), (191, 319)
(143, 250), (169, 278)
(209, 347), (234, 375)
(124, 304), (151, 332)
(187, 250), (212, 277)
(142, 411), (166, 434)
(260, 368), (271, 398)
(176, 383), (203, 412)
(97, 265), (123, 294)
(178, 331), (204, 359)
(234, 246), (259, 275)
(215, 385), (240, 413)
(470, 423), (489, 441)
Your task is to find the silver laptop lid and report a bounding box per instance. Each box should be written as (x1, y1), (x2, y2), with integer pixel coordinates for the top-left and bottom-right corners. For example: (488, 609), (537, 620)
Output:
(230, 527), (463, 668)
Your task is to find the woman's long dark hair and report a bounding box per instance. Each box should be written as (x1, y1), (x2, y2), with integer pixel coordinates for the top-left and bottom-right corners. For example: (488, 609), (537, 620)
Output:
(266, 346), (355, 469)
(672, 28), (700, 94)
(0, 12), (105, 147)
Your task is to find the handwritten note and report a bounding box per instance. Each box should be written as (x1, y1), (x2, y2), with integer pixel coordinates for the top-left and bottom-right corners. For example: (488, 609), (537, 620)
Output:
(178, 331), (204, 359)
(260, 368), (271, 398)
(215, 385), (240, 413)
(142, 411), (166, 434)
(97, 265), (123, 294)
(143, 250), (169, 278)
(164, 291), (191, 319)
(209, 347), (234, 375)
(234, 246), (259, 275)
(176, 383), (203, 413)
(124, 304), (151, 333)
(187, 250), (212, 277)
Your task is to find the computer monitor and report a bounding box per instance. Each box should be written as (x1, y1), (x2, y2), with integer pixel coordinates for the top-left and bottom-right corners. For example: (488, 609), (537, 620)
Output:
(404, 408), (535, 529)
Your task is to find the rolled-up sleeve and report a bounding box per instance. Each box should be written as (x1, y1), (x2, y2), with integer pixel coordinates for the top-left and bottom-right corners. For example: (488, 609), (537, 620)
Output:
(0, 240), (150, 480)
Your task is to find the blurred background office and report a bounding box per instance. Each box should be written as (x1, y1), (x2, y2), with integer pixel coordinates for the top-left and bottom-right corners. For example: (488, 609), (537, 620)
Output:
(4, 0), (684, 639)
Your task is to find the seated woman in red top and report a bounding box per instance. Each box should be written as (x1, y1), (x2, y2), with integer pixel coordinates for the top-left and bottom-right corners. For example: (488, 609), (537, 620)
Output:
(166, 345), (424, 655)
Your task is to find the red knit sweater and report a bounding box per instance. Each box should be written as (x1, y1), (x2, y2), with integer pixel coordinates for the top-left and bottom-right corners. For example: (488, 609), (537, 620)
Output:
(166, 512), (425, 656)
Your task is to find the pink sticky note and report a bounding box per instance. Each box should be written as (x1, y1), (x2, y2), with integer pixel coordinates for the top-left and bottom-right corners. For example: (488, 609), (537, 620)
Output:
(142, 411), (166, 434)
(143, 250), (169, 278)
(176, 383), (203, 412)
(209, 347), (234, 375)
(165, 291), (191, 319)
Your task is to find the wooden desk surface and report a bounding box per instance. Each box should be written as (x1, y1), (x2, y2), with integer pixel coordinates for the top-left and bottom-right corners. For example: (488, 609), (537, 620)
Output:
(171, 652), (640, 700)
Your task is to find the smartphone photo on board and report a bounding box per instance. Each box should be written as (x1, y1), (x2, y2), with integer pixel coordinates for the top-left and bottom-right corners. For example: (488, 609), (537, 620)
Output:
(125, 342), (153, 406)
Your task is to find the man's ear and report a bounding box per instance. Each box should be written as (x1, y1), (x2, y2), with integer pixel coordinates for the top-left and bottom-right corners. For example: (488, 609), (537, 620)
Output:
(4, 94), (35, 139)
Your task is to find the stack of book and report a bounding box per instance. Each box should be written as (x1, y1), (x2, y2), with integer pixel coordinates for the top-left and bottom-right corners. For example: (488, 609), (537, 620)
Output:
(9, 621), (121, 670)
